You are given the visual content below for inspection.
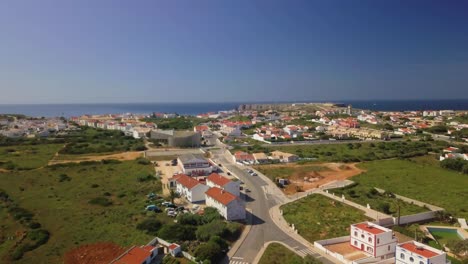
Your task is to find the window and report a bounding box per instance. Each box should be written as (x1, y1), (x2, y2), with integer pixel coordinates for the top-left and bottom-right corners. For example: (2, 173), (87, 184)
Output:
(368, 237), (372, 243)
(354, 231), (357, 236)
(400, 253), (405, 259)
(377, 238), (380, 244)
(361, 234), (365, 238)
(419, 262), (424, 264)
(354, 241), (358, 246)
(388, 245), (391, 251)
(410, 257), (414, 262)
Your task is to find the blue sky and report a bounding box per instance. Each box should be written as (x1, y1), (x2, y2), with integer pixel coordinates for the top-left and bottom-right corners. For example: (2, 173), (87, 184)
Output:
(1, 0), (467, 103)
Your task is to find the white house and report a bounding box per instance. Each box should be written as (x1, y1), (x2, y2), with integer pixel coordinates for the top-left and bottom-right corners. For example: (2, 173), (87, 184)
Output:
(174, 174), (209, 203)
(168, 243), (182, 257)
(221, 124), (242, 137)
(396, 241), (449, 264)
(350, 222), (397, 260)
(111, 245), (158, 264)
(178, 154), (214, 176)
(206, 173), (240, 196)
(205, 187), (245, 221)
(271, 150), (299, 163)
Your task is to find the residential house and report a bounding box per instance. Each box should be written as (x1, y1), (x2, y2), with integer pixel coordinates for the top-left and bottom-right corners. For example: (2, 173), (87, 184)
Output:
(178, 154), (214, 176)
(271, 150), (299, 163)
(205, 187), (246, 221)
(150, 129), (201, 148)
(396, 241), (449, 264)
(168, 243), (181, 257)
(350, 222), (397, 260)
(206, 173), (240, 196)
(233, 151), (255, 164)
(174, 174), (209, 203)
(111, 245), (158, 264)
(253, 152), (269, 164)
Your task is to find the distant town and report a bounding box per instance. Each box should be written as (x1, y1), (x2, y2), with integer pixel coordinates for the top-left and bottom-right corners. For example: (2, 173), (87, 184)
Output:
(0, 102), (467, 264)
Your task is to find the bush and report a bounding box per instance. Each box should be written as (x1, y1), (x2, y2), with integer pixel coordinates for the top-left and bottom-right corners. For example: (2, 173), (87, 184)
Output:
(158, 224), (196, 242)
(137, 158), (151, 165)
(196, 220), (226, 241)
(88, 197), (113, 207)
(136, 218), (162, 235)
(137, 174), (154, 182)
(194, 241), (223, 263)
(58, 174), (71, 182)
(9, 207), (34, 221)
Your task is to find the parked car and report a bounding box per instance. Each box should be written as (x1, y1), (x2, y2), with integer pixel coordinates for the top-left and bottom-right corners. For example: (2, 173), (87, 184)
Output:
(245, 188), (251, 192)
(145, 205), (161, 212)
(251, 173), (257, 176)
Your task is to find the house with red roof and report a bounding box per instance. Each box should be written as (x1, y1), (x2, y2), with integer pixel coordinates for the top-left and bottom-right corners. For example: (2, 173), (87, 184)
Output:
(168, 243), (181, 257)
(205, 187), (245, 221)
(350, 222), (397, 259)
(396, 241), (448, 264)
(233, 151), (255, 164)
(175, 174), (209, 203)
(206, 173), (240, 196)
(111, 245), (158, 264)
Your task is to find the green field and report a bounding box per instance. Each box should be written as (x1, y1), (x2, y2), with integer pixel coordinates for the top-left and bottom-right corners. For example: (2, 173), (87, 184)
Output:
(348, 159), (468, 218)
(58, 127), (146, 154)
(254, 163), (326, 182)
(427, 227), (463, 246)
(331, 184), (428, 216)
(0, 160), (161, 263)
(259, 243), (322, 264)
(234, 140), (448, 162)
(0, 144), (63, 170)
(281, 194), (370, 242)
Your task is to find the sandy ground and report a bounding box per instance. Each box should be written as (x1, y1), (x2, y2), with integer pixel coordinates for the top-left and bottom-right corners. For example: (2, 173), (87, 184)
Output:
(48, 151), (143, 165)
(63, 242), (126, 264)
(265, 162), (364, 195)
(156, 160), (182, 196)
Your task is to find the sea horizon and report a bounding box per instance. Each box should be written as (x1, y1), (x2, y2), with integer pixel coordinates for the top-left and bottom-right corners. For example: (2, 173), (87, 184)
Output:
(0, 99), (467, 118)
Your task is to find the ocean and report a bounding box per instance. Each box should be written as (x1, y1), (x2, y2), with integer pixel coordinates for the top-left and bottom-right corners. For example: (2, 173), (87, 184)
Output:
(0, 100), (467, 118)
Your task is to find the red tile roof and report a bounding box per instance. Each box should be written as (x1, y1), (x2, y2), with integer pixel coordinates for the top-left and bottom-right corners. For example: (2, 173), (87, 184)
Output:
(399, 242), (439, 258)
(207, 173), (231, 187)
(175, 174), (201, 190)
(354, 223), (386, 235)
(113, 246), (154, 264)
(205, 187), (237, 206)
(168, 243), (179, 250)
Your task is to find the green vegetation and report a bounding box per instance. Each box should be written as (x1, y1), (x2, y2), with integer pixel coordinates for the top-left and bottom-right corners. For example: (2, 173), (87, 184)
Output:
(0, 144), (63, 170)
(331, 183), (428, 216)
(259, 243), (322, 264)
(428, 228), (463, 246)
(350, 158), (468, 218)
(234, 141), (448, 162)
(254, 163), (326, 182)
(58, 127), (146, 154)
(0, 159), (160, 263)
(440, 158), (468, 174)
(281, 194), (370, 242)
(143, 116), (212, 130)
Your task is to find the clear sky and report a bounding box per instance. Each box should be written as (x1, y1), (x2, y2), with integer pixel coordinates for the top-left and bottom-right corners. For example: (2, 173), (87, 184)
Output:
(1, 0), (468, 104)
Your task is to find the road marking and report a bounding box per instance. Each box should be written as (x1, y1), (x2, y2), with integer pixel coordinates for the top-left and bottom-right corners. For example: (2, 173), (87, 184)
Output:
(296, 247), (317, 256)
(229, 261), (249, 264)
(231, 256), (243, 260)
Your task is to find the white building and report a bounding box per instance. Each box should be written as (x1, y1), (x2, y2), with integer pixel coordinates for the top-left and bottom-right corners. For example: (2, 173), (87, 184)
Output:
(221, 124), (242, 137)
(205, 187), (245, 221)
(396, 241), (449, 264)
(350, 222), (397, 260)
(178, 154), (214, 176)
(206, 173), (240, 197)
(174, 174), (209, 203)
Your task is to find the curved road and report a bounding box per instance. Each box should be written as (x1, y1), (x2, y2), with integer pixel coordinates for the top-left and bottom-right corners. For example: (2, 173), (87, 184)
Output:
(212, 147), (335, 264)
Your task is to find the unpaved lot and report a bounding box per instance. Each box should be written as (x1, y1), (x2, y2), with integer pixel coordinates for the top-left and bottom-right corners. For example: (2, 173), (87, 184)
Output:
(256, 162), (363, 195)
(64, 242), (126, 264)
(49, 151), (143, 165)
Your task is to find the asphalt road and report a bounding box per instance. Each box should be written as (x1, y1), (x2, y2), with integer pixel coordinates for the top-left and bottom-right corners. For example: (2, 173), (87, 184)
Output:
(212, 148), (334, 264)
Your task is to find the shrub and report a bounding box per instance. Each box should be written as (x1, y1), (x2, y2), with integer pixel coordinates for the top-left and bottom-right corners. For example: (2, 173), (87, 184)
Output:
(88, 197), (113, 207)
(136, 218), (162, 235)
(158, 224), (196, 242)
(194, 241), (223, 263)
(137, 158), (151, 165)
(137, 174), (154, 182)
(196, 220), (226, 241)
(58, 174), (71, 182)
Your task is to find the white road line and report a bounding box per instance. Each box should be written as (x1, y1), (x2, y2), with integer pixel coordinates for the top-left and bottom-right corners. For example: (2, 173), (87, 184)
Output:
(231, 256), (244, 260)
(229, 261), (249, 264)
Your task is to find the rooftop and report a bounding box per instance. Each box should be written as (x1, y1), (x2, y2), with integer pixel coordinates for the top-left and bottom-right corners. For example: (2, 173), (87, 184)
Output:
(175, 174), (202, 190)
(353, 222), (390, 235)
(205, 187), (237, 206)
(399, 241), (441, 259)
(207, 173), (232, 187)
(112, 245), (155, 264)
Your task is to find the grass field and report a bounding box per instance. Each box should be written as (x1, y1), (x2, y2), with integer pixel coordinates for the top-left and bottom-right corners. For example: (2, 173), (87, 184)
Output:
(0, 144), (63, 170)
(0, 160), (162, 263)
(236, 140), (448, 163)
(348, 158), (468, 218)
(258, 243), (318, 264)
(331, 184), (428, 216)
(281, 194), (370, 242)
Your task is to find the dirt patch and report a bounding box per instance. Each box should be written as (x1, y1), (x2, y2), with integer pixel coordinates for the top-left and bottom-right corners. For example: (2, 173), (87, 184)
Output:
(49, 152), (143, 165)
(64, 242), (126, 264)
(275, 162), (364, 195)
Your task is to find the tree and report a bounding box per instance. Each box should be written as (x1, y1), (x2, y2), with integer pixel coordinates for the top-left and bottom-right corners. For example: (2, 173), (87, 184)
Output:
(169, 188), (178, 204)
(136, 218), (162, 235)
(194, 241), (223, 263)
(158, 224), (196, 242)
